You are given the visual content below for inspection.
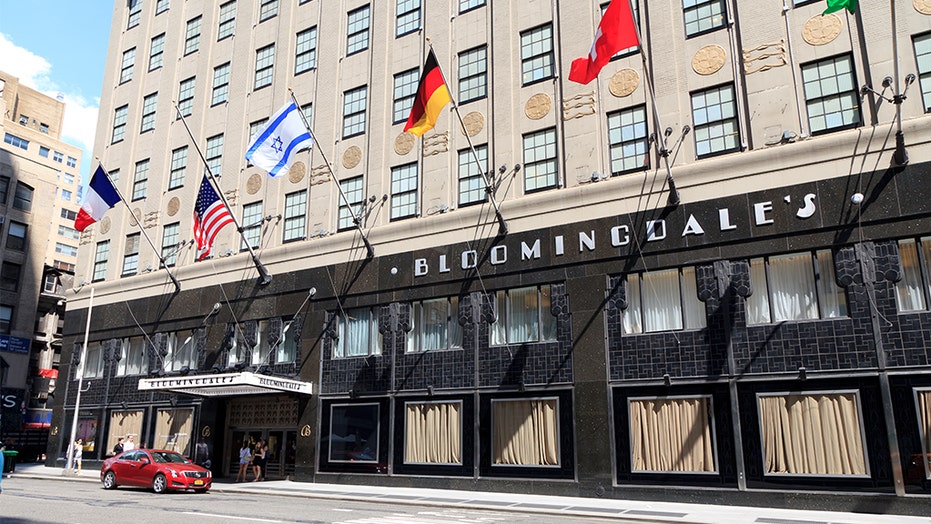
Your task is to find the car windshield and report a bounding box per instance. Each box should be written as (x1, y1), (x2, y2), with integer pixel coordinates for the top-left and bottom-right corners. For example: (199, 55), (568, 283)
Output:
(150, 451), (190, 464)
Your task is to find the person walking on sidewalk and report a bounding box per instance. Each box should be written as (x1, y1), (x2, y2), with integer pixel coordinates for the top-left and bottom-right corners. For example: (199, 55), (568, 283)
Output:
(0, 441), (6, 494)
(112, 437), (124, 456)
(123, 436), (135, 451)
(236, 441), (252, 482)
(70, 439), (83, 474)
(252, 440), (267, 481)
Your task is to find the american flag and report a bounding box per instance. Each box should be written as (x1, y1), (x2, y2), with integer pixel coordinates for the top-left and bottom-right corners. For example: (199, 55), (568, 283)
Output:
(193, 175), (234, 260)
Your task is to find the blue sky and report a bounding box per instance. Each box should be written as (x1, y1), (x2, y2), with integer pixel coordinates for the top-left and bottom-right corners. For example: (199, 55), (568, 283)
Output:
(0, 1), (114, 183)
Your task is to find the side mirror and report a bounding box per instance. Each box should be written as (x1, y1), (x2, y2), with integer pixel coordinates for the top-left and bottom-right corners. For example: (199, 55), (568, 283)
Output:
(139, 457), (150, 465)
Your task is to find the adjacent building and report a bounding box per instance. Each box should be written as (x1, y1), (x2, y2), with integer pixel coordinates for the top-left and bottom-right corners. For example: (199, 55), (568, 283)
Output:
(51, 0), (931, 513)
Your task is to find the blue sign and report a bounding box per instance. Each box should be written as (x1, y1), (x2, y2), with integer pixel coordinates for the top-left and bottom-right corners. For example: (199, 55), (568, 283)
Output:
(0, 335), (30, 354)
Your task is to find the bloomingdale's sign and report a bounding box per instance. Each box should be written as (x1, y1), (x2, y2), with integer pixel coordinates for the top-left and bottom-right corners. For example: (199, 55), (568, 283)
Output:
(414, 193), (818, 278)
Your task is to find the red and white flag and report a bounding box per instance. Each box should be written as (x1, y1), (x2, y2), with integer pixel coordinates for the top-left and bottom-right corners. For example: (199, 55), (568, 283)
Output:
(568, 0), (639, 85)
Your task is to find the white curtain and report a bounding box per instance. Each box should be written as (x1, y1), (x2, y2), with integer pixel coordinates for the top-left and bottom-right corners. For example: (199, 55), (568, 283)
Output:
(491, 291), (507, 345)
(539, 285), (557, 341)
(448, 296), (462, 347)
(624, 274), (643, 334)
(767, 253), (818, 322)
(747, 258), (771, 324)
(896, 239), (925, 312)
(508, 286), (539, 343)
(493, 399), (559, 466)
(681, 267), (706, 329)
(642, 269), (682, 332)
(421, 299), (447, 350)
(630, 397), (715, 472)
(404, 402), (462, 464)
(340, 308), (372, 357)
(815, 250), (846, 318)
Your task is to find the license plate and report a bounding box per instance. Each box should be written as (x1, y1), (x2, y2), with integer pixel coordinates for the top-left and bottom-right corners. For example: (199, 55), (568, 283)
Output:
(194, 479), (204, 486)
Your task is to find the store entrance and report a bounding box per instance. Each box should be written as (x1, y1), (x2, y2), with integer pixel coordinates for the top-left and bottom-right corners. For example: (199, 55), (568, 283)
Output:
(225, 394), (300, 479)
(227, 429), (297, 479)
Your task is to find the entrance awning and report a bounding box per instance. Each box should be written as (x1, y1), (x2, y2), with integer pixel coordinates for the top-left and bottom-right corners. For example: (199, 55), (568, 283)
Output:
(137, 371), (313, 397)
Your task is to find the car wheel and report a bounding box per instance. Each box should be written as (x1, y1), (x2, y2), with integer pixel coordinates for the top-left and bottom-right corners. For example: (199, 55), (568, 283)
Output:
(152, 473), (168, 494)
(102, 471), (117, 490)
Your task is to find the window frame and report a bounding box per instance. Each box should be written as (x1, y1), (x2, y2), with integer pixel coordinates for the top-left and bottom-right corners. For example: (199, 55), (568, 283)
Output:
(342, 85), (368, 138)
(178, 77), (196, 117)
(212, 63), (231, 105)
(283, 190), (307, 243)
(132, 159), (149, 201)
(184, 16), (202, 55)
(122, 233), (141, 276)
(491, 397), (561, 468)
(800, 54), (862, 135)
(407, 297), (462, 353)
(161, 222), (180, 267)
(254, 44), (276, 90)
(682, 0), (727, 38)
(490, 284), (558, 345)
(395, 0), (421, 38)
(623, 266), (706, 334)
(915, 32), (931, 113)
(259, 0), (278, 22)
(403, 400), (463, 465)
(458, 46), (487, 104)
(241, 201), (263, 251)
(140, 93), (158, 133)
(627, 394), (719, 474)
(93, 241), (110, 281)
(691, 83), (740, 158)
(13, 181), (34, 211)
(346, 5), (371, 56)
(747, 250), (848, 325)
(338, 176), (364, 231)
(149, 33), (166, 71)
(6, 221), (27, 251)
(392, 68), (419, 124)
(218, 0), (237, 40)
(333, 307), (382, 358)
(295, 26), (318, 75)
(520, 24), (555, 86)
(390, 162), (419, 221)
(120, 47), (136, 83)
(112, 105), (129, 143)
(607, 105), (650, 176)
(522, 128), (559, 193)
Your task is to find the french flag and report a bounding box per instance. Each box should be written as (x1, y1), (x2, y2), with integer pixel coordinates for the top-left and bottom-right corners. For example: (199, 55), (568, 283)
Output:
(74, 165), (120, 232)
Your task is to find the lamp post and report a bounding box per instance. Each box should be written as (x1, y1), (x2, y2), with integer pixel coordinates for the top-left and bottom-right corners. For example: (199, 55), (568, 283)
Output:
(65, 287), (93, 474)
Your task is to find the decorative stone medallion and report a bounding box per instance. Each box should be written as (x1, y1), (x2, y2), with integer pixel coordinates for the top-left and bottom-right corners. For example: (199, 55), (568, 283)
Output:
(342, 145), (362, 169)
(609, 68), (640, 97)
(167, 196), (180, 216)
(916, 0), (931, 14)
(100, 216), (111, 234)
(246, 173), (263, 195)
(129, 208), (141, 227)
(525, 93), (552, 120)
(395, 132), (415, 155)
(288, 161), (306, 183)
(802, 14), (842, 46)
(461, 111), (484, 137)
(691, 45), (727, 75)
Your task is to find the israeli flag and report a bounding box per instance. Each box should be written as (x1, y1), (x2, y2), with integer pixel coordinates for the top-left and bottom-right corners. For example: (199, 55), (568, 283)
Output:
(246, 102), (313, 177)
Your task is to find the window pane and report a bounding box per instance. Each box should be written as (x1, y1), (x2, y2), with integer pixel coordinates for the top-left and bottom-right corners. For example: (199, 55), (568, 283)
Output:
(642, 269), (683, 331)
(767, 253), (818, 321)
(329, 404), (379, 462)
(404, 402), (461, 464)
(630, 397), (716, 472)
(492, 399), (559, 466)
(896, 239), (926, 312)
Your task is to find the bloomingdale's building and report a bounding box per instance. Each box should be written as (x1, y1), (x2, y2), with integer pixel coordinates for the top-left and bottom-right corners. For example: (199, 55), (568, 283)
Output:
(49, 0), (931, 513)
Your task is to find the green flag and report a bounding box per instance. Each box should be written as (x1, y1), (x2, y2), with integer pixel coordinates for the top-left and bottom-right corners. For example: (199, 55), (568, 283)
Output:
(823, 0), (857, 15)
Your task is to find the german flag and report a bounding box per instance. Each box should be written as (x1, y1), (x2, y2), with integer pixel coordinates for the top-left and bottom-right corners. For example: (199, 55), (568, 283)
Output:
(403, 49), (451, 137)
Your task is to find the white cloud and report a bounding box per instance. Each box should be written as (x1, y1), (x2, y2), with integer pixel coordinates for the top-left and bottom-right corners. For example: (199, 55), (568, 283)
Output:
(0, 33), (99, 157)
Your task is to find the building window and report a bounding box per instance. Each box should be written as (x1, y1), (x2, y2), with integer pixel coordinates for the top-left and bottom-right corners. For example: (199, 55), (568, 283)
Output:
(140, 93), (158, 133)
(623, 267), (706, 333)
(149, 33), (165, 70)
(396, 0), (421, 37)
(53, 151), (63, 163)
(683, 0), (726, 37)
(458, 144), (487, 207)
(333, 307), (382, 358)
(0, 262), (21, 293)
(915, 389), (931, 481)
(168, 147), (187, 190)
(283, 190), (307, 242)
(342, 86), (367, 138)
(3, 133), (28, 150)
(43, 273), (61, 294)
(155, 0), (169, 14)
(747, 250), (847, 324)
(329, 404), (379, 462)
(522, 128), (558, 193)
(259, 0), (278, 21)
(458, 46), (487, 104)
(112, 105), (128, 143)
(691, 84), (740, 157)
(83, 342), (105, 378)
(178, 77), (196, 117)
(915, 33), (931, 112)
(17, 114), (27, 125)
(109, 169), (120, 185)
(55, 242), (78, 257)
(390, 163), (418, 220)
(58, 224), (80, 240)
(0, 176), (7, 205)
(603, 1), (641, 56)
(895, 238), (931, 312)
(218, 0), (237, 40)
(184, 16), (202, 55)
(338, 176), (363, 231)
(801, 54), (861, 135)
(491, 285), (557, 345)
(492, 398), (559, 466)
(127, 0), (142, 28)
(93, 241), (109, 281)
(132, 159), (149, 200)
(61, 208), (78, 221)
(392, 68), (419, 124)
(161, 222), (180, 267)
(212, 63), (231, 105)
(347, 5), (370, 55)
(408, 297), (461, 352)
(630, 396), (716, 472)
(254, 44), (275, 90)
(459, 0), (485, 13)
(205, 134), (223, 176)
(758, 391), (868, 476)
(166, 331), (197, 371)
(608, 105), (649, 175)
(241, 201), (263, 251)
(13, 182), (34, 211)
(38, 122), (49, 133)
(66, 156), (77, 168)
(122, 234), (140, 276)
(6, 222), (26, 251)
(118, 337), (146, 376)
(64, 172), (76, 184)
(61, 189), (73, 202)
(39, 146), (50, 158)
(404, 401), (462, 464)
(295, 27), (317, 74)
(520, 24), (555, 85)
(0, 306), (11, 334)
(120, 48), (135, 83)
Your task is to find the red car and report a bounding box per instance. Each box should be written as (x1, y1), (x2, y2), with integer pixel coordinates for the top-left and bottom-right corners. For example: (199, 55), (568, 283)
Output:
(100, 449), (211, 493)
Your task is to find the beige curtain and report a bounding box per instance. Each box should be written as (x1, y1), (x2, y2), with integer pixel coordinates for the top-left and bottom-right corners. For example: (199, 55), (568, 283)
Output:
(630, 397), (715, 472)
(919, 391), (931, 478)
(107, 410), (143, 455)
(154, 408), (194, 456)
(493, 399), (559, 466)
(759, 393), (866, 475)
(404, 402), (461, 464)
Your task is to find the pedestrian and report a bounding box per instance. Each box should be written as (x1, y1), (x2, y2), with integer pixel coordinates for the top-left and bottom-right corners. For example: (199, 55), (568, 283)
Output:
(252, 439), (266, 481)
(123, 435), (135, 451)
(113, 437), (124, 456)
(258, 439), (269, 481)
(0, 441), (5, 495)
(193, 438), (210, 467)
(71, 439), (83, 474)
(235, 441), (252, 482)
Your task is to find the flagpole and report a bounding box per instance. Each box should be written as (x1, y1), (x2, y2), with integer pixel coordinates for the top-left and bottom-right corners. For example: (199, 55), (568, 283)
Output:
(96, 162), (181, 291)
(288, 90), (375, 259)
(65, 286), (93, 474)
(429, 45), (508, 236)
(172, 103), (273, 285)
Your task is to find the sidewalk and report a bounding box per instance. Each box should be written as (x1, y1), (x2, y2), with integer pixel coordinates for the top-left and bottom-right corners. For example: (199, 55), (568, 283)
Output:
(7, 463), (931, 524)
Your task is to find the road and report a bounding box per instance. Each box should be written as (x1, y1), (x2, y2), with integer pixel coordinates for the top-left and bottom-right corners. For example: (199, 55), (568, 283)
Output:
(0, 477), (655, 524)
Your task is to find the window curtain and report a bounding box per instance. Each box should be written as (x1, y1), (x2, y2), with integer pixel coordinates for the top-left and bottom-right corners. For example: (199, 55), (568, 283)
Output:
(896, 239), (926, 312)
(624, 274), (643, 334)
(630, 397), (715, 472)
(508, 287), (539, 343)
(768, 253), (818, 322)
(154, 408), (194, 456)
(642, 269), (682, 332)
(681, 267), (706, 329)
(815, 250), (847, 318)
(747, 258), (771, 324)
(539, 285), (557, 341)
(493, 399), (559, 466)
(448, 296), (462, 347)
(404, 402), (461, 464)
(758, 393), (867, 475)
(278, 327), (297, 363)
(421, 299), (447, 350)
(338, 308), (373, 357)
(918, 390), (931, 479)
(107, 410), (143, 455)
